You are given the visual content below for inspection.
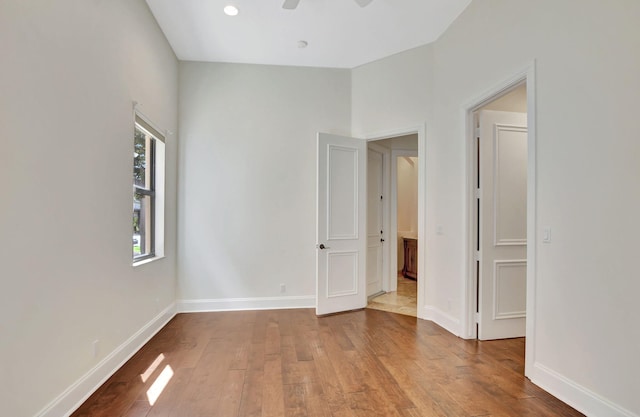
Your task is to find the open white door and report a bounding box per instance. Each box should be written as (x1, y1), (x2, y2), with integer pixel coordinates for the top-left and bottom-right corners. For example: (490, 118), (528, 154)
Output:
(316, 132), (367, 315)
(366, 148), (384, 297)
(478, 110), (528, 340)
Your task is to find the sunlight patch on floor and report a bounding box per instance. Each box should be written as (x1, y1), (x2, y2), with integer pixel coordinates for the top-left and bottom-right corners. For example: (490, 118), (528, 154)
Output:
(140, 353), (165, 383)
(146, 364), (174, 406)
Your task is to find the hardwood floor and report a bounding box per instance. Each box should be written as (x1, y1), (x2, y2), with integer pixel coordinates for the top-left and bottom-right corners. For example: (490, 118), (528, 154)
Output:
(72, 309), (584, 417)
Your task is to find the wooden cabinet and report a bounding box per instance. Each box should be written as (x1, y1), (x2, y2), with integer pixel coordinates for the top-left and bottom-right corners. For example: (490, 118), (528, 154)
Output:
(402, 237), (418, 280)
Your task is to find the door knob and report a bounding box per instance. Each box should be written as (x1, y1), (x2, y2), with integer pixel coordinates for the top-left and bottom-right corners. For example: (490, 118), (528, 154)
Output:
(318, 243), (326, 250)
(380, 238), (385, 242)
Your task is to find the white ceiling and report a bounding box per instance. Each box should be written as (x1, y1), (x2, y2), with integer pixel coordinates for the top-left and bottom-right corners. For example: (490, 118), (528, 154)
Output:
(145, 0), (472, 69)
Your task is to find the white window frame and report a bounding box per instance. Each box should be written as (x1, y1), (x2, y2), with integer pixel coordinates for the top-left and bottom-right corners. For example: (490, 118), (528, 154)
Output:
(133, 111), (165, 266)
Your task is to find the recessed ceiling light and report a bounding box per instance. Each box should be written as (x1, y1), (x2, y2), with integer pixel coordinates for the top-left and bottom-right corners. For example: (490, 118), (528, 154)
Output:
(297, 40), (308, 48)
(224, 5), (239, 16)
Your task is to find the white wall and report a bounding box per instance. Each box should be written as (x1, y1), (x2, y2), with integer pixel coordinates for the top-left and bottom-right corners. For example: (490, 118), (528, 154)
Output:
(351, 45), (434, 136)
(177, 62), (351, 309)
(352, 0), (640, 415)
(397, 157), (419, 234)
(375, 134), (419, 151)
(351, 45), (446, 317)
(0, 1), (178, 416)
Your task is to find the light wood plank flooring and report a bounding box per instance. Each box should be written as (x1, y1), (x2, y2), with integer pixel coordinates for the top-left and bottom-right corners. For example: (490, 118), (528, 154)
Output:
(72, 309), (584, 417)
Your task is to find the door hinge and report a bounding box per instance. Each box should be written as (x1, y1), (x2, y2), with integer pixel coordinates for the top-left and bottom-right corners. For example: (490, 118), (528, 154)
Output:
(475, 127), (481, 138)
(475, 312), (480, 323)
(474, 251), (480, 261)
(475, 188), (480, 199)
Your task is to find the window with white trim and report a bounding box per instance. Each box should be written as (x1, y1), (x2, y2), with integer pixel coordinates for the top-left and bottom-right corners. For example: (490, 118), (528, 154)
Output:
(133, 114), (165, 264)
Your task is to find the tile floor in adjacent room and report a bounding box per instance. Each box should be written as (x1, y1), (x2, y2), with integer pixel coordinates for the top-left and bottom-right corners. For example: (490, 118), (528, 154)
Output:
(367, 273), (417, 317)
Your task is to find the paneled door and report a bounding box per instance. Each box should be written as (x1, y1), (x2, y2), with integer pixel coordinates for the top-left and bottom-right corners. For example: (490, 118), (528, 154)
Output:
(366, 148), (384, 296)
(478, 110), (528, 340)
(316, 133), (367, 315)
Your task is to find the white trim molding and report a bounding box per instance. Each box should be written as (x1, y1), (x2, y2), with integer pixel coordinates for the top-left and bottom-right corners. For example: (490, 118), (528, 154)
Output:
(178, 295), (315, 313)
(423, 305), (461, 337)
(36, 303), (177, 417)
(531, 363), (639, 417)
(493, 124), (528, 247)
(493, 259), (527, 320)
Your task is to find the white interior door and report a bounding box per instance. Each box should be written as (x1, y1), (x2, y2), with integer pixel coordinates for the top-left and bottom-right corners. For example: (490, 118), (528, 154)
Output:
(367, 148), (384, 296)
(316, 133), (367, 315)
(478, 110), (528, 340)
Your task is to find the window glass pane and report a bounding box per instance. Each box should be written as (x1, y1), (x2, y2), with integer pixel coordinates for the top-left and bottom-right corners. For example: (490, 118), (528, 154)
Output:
(134, 127), (147, 188)
(133, 116), (162, 263)
(133, 192), (152, 258)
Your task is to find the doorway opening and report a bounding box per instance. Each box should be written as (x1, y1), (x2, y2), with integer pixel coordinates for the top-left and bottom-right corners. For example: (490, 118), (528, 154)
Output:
(473, 83), (528, 340)
(314, 125), (425, 319)
(366, 134), (419, 317)
(465, 66), (536, 376)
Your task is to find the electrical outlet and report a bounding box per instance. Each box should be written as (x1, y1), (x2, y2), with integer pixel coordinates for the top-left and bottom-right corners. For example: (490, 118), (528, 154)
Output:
(280, 284), (286, 293)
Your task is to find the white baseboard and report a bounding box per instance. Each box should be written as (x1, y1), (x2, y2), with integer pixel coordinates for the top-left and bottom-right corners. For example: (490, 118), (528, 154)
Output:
(177, 295), (315, 313)
(531, 363), (638, 417)
(418, 307), (638, 416)
(36, 303), (177, 417)
(422, 305), (461, 336)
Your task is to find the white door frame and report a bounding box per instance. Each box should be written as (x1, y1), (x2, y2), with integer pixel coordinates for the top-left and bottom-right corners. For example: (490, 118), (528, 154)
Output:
(365, 124), (426, 319)
(462, 63), (537, 377)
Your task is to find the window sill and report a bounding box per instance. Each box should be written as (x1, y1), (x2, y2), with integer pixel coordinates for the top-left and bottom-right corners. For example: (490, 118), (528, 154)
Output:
(133, 255), (165, 268)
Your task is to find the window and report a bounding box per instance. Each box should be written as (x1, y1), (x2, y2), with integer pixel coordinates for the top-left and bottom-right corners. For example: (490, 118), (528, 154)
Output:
(133, 113), (165, 264)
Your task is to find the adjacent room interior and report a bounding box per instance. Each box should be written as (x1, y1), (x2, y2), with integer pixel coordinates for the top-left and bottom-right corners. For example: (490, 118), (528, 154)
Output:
(366, 135), (419, 317)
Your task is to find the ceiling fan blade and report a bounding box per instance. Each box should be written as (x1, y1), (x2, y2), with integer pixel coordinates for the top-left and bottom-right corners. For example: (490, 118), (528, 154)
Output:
(353, 0), (373, 7)
(282, 0), (301, 9)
